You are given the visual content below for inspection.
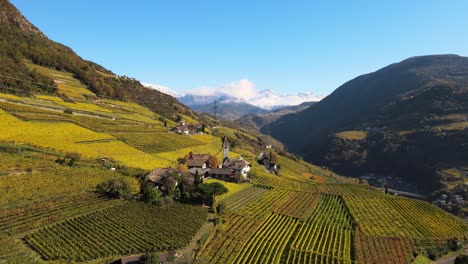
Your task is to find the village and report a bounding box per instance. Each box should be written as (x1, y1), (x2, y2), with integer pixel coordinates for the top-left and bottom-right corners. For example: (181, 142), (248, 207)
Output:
(145, 122), (280, 203)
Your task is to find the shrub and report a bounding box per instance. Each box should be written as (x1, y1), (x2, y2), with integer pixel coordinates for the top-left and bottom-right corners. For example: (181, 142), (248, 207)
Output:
(455, 255), (468, 264)
(140, 252), (159, 264)
(96, 179), (132, 199)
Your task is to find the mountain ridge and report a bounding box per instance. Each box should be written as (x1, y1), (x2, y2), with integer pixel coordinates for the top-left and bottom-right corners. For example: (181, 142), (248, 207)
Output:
(0, 0), (192, 118)
(268, 54), (468, 193)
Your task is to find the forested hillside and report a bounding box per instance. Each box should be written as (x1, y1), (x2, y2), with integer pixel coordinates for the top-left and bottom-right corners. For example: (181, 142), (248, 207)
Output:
(268, 55), (468, 193)
(0, 0), (191, 117)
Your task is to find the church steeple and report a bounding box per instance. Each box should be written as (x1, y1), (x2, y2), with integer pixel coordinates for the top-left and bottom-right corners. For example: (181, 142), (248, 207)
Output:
(222, 136), (229, 162)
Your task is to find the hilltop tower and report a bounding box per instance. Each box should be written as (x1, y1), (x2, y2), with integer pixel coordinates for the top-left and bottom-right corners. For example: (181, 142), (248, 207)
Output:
(222, 136), (229, 162)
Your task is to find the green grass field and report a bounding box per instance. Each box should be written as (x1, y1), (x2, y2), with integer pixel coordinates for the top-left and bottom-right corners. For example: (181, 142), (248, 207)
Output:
(335, 130), (368, 140)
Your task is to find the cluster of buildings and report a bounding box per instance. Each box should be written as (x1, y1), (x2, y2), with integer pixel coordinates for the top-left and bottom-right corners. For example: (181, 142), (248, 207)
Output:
(257, 151), (278, 172)
(432, 194), (465, 207)
(172, 121), (205, 135)
(146, 137), (251, 189)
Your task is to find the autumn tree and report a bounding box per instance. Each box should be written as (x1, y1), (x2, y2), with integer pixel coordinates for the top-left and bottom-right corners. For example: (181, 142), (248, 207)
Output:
(269, 150), (279, 165)
(207, 155), (219, 168)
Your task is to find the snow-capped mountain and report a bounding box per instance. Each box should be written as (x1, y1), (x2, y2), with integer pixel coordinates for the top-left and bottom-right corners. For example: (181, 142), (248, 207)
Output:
(248, 89), (322, 110)
(179, 88), (323, 110)
(142, 83), (179, 97)
(143, 80), (324, 120)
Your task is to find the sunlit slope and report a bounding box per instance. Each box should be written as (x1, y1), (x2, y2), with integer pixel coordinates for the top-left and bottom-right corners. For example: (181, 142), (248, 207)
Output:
(196, 160), (467, 264)
(0, 109), (171, 169)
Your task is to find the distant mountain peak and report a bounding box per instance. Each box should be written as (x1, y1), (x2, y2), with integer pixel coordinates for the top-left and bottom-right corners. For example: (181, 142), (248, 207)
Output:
(142, 83), (178, 97)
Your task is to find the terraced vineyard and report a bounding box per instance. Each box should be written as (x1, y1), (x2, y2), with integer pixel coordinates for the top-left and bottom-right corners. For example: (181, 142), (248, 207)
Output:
(273, 191), (319, 219)
(25, 202), (207, 261)
(354, 229), (416, 264)
(285, 195), (354, 264)
(197, 173), (467, 264)
(0, 108), (173, 169)
(233, 213), (298, 264)
(113, 132), (215, 153)
(343, 195), (467, 238)
(0, 90), (466, 264)
(0, 193), (123, 235)
(197, 214), (263, 263)
(0, 166), (139, 206)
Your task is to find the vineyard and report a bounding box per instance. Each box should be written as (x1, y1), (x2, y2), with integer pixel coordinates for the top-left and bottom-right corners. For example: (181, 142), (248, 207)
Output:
(343, 195), (467, 238)
(273, 191), (319, 219)
(0, 109), (174, 169)
(284, 195), (354, 264)
(113, 132), (215, 153)
(0, 91), (466, 264)
(0, 166), (139, 207)
(354, 229), (416, 264)
(197, 177), (467, 264)
(25, 202), (207, 261)
(233, 213), (299, 264)
(0, 193), (123, 235)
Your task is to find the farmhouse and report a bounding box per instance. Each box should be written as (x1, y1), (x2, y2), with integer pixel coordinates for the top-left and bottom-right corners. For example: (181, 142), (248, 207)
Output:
(257, 151), (277, 170)
(172, 124), (189, 135)
(147, 168), (177, 185)
(185, 152), (210, 169)
(172, 121), (205, 135)
(223, 156), (251, 179)
(188, 167), (210, 178)
(209, 168), (234, 181)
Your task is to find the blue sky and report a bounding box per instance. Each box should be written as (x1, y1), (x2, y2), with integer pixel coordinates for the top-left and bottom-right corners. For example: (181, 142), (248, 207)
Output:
(11, 0), (468, 96)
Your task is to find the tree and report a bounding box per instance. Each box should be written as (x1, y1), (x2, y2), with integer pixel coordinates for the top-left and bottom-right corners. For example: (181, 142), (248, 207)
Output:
(455, 255), (468, 264)
(141, 181), (162, 205)
(163, 175), (178, 196)
(96, 179), (132, 199)
(269, 151), (279, 165)
(194, 170), (202, 186)
(140, 252), (159, 264)
(207, 155), (219, 168)
(198, 182), (228, 204)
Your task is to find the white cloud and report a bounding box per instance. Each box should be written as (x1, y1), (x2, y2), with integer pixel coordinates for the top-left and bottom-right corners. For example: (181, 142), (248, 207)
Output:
(184, 79), (325, 109)
(187, 79), (257, 100)
(249, 91), (324, 109)
(143, 79), (326, 109)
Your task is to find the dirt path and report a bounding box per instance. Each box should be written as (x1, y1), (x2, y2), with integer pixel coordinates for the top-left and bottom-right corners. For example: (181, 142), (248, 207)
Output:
(175, 213), (215, 264)
(435, 245), (468, 264)
(1, 99), (113, 120)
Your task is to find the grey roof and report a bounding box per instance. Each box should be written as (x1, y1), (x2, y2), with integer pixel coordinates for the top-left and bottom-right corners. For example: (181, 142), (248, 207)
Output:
(223, 156), (250, 170)
(209, 168), (233, 175)
(186, 159), (206, 167)
(188, 168), (210, 175)
(147, 168), (176, 182)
